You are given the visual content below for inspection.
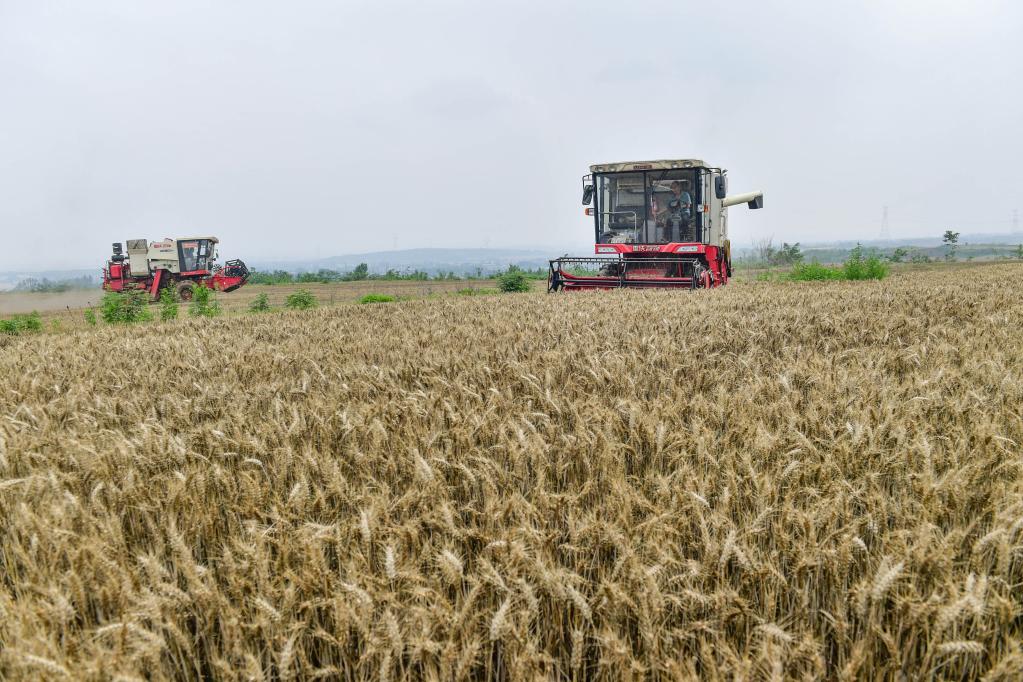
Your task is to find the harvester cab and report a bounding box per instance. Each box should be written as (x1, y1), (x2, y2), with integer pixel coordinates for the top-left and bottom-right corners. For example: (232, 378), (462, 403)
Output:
(103, 236), (249, 301)
(549, 160), (763, 291)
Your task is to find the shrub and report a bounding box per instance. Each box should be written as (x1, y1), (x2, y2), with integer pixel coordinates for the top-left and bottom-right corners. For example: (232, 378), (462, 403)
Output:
(84, 309), (97, 326)
(285, 290), (317, 310)
(497, 270), (531, 293)
(159, 287), (179, 321)
(0, 312), (42, 335)
(249, 293), (271, 313)
(101, 291), (152, 324)
(188, 285), (221, 318)
(358, 294), (396, 304)
(789, 262), (844, 281)
(843, 244), (889, 281)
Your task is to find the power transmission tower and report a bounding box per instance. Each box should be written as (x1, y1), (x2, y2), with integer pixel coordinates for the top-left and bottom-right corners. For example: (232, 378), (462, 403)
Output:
(880, 206), (890, 241)
(1014, 208), (1019, 234)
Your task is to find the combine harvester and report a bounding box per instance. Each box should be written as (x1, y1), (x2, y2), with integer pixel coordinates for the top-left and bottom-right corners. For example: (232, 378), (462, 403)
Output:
(549, 160), (763, 290)
(103, 236), (249, 301)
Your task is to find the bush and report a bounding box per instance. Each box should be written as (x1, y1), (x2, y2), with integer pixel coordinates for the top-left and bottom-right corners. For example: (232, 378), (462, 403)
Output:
(358, 294), (396, 305)
(159, 287), (179, 321)
(497, 270), (531, 293)
(789, 262), (844, 281)
(84, 309), (97, 326)
(249, 293), (271, 313)
(843, 244), (889, 280)
(188, 285), (221, 318)
(101, 291), (152, 324)
(0, 312), (42, 335)
(285, 290), (317, 310)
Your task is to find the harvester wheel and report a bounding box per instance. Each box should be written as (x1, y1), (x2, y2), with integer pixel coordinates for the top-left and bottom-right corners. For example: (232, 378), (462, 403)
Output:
(176, 282), (195, 302)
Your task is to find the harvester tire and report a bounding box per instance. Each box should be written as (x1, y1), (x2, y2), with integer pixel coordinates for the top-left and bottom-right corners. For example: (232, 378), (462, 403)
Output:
(176, 282), (195, 302)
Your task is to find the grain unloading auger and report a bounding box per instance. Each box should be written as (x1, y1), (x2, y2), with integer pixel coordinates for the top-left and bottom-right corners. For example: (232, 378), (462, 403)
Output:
(548, 160), (763, 291)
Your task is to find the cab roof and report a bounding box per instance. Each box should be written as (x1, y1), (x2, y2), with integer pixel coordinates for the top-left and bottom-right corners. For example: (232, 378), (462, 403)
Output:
(590, 160), (709, 173)
(165, 236), (220, 243)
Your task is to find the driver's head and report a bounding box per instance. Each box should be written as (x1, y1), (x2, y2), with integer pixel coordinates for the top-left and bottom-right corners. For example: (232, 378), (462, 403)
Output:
(670, 181), (682, 193)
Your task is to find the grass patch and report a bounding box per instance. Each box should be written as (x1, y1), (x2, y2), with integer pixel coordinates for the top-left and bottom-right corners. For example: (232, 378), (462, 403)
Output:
(788, 262), (845, 281)
(784, 246), (890, 282)
(455, 287), (499, 297)
(0, 312), (42, 335)
(358, 294), (397, 305)
(285, 290), (317, 310)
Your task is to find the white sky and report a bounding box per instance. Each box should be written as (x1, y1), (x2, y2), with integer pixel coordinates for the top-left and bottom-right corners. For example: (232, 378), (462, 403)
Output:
(1, 0), (1021, 269)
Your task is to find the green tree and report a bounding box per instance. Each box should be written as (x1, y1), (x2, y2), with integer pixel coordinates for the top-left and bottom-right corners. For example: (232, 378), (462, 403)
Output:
(770, 242), (803, 266)
(497, 268), (531, 293)
(889, 247), (908, 263)
(188, 285), (221, 318)
(346, 263), (369, 281)
(249, 292), (271, 313)
(285, 290), (317, 310)
(942, 230), (959, 261)
(101, 291), (152, 324)
(1015, 244), (1023, 260)
(159, 287), (179, 321)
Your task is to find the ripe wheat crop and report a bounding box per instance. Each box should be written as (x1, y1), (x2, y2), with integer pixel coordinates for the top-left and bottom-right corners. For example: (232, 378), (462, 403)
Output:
(2, 264), (1022, 680)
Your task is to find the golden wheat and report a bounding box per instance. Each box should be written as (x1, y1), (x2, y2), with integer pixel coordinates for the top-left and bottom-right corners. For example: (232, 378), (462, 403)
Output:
(2, 263), (1023, 680)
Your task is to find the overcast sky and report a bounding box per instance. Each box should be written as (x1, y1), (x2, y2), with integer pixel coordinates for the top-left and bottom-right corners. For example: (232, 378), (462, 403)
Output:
(1, 0), (1021, 270)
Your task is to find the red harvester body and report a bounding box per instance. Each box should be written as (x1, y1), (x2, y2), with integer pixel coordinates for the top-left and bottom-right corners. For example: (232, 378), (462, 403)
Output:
(102, 236), (249, 301)
(549, 159), (763, 291)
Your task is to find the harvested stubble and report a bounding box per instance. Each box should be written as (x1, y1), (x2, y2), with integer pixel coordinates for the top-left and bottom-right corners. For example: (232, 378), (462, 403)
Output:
(2, 264), (1023, 680)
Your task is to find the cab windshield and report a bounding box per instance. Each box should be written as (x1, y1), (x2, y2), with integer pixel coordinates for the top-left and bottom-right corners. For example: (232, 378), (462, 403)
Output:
(595, 169), (699, 244)
(178, 239), (213, 272)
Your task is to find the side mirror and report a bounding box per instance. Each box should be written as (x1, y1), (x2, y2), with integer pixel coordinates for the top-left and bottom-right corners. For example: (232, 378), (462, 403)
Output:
(747, 195), (763, 210)
(581, 184), (594, 205)
(715, 175), (728, 200)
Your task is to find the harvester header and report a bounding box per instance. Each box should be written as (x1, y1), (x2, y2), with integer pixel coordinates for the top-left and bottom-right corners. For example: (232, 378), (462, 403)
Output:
(549, 159), (763, 291)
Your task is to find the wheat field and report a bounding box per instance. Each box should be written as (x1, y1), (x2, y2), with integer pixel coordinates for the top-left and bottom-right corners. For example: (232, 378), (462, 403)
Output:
(2, 264), (1022, 680)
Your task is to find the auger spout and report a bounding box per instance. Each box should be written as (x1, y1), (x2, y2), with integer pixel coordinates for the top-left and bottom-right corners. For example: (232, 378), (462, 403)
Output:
(722, 190), (764, 209)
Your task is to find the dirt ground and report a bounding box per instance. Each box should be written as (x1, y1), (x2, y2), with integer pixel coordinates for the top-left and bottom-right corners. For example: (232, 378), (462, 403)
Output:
(0, 290), (100, 315)
(0, 279), (512, 319)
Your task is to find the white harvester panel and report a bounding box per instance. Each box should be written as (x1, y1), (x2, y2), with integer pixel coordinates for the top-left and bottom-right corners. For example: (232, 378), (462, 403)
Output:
(147, 239), (181, 274)
(126, 239), (150, 277)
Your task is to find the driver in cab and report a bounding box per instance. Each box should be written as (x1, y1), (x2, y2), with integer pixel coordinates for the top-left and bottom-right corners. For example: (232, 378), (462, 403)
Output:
(654, 180), (693, 241)
(667, 180), (692, 223)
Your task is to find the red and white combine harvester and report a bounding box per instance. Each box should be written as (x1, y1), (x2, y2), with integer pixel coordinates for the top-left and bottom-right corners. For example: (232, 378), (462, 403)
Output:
(549, 159), (763, 291)
(102, 236), (249, 301)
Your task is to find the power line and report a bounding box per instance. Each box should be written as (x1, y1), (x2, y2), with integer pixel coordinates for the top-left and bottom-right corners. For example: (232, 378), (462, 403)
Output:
(880, 205), (890, 241)
(1014, 208), (1019, 233)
